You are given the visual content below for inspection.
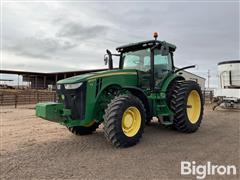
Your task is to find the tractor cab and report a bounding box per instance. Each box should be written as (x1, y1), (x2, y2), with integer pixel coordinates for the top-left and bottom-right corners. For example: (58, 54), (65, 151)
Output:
(104, 33), (176, 90)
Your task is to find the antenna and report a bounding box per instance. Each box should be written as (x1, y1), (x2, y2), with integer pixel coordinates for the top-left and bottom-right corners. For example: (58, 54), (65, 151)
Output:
(207, 69), (211, 89)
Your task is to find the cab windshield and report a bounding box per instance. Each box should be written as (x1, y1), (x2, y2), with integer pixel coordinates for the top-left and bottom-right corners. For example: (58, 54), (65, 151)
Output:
(122, 48), (172, 72)
(122, 48), (151, 72)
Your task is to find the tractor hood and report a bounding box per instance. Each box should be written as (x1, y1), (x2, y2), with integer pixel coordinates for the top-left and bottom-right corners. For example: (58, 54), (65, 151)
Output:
(57, 69), (137, 84)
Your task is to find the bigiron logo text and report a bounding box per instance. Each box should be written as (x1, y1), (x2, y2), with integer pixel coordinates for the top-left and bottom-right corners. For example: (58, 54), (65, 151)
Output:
(181, 161), (237, 179)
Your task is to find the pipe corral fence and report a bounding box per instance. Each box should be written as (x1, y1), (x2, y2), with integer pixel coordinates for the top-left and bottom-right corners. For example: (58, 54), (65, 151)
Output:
(0, 89), (56, 108)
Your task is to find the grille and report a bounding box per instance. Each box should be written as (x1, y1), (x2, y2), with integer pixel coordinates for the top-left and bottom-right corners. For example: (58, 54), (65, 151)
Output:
(57, 82), (86, 120)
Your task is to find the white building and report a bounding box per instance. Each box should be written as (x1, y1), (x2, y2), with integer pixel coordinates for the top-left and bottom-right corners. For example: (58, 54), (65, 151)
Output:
(176, 69), (206, 90)
(214, 60), (240, 108)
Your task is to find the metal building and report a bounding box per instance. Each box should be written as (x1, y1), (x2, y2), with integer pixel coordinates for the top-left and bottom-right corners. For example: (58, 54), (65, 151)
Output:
(0, 69), (106, 89)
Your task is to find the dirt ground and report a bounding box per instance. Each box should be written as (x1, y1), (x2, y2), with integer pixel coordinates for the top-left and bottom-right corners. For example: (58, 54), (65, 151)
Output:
(0, 105), (239, 180)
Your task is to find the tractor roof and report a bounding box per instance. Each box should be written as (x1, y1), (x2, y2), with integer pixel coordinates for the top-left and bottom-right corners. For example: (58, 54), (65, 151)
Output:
(116, 40), (176, 53)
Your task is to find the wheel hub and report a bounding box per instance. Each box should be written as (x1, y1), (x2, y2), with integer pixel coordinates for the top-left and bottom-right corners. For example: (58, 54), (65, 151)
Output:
(187, 90), (201, 124)
(123, 113), (134, 128)
(122, 107), (141, 137)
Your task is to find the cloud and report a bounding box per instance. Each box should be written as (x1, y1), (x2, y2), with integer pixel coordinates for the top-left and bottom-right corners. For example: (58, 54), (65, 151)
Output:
(56, 22), (109, 40)
(5, 36), (77, 59)
(2, 1), (239, 87)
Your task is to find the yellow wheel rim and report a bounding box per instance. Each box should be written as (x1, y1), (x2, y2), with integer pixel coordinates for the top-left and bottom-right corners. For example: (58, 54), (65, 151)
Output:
(122, 106), (141, 137)
(187, 90), (201, 124)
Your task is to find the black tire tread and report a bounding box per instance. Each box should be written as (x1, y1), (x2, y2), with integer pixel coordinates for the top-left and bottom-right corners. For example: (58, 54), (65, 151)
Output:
(103, 94), (146, 148)
(170, 80), (204, 133)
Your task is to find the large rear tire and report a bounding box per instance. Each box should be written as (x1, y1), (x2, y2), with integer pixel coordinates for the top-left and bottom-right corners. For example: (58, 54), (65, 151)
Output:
(162, 80), (179, 123)
(104, 94), (146, 147)
(170, 81), (204, 132)
(68, 122), (99, 135)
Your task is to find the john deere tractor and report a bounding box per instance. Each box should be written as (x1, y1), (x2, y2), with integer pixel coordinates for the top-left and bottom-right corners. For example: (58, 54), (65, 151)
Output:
(36, 33), (204, 147)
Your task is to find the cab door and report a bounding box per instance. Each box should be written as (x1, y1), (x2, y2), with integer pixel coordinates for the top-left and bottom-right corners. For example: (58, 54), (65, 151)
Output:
(138, 54), (152, 89)
(153, 49), (173, 87)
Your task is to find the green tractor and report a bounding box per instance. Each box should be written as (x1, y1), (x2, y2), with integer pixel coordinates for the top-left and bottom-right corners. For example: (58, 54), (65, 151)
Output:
(36, 33), (204, 148)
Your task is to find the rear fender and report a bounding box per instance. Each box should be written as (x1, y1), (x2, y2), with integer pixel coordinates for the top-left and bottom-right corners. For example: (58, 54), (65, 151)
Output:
(160, 74), (185, 93)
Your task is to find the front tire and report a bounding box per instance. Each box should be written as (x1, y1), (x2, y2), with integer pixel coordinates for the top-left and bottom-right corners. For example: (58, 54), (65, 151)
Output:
(104, 94), (146, 147)
(170, 81), (204, 132)
(68, 122), (99, 135)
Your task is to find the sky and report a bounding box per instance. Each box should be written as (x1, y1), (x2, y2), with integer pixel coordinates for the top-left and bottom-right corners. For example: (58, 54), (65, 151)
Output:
(1, 0), (239, 87)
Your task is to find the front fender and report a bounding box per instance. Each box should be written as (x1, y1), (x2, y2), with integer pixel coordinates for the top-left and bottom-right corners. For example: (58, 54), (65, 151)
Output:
(122, 86), (152, 118)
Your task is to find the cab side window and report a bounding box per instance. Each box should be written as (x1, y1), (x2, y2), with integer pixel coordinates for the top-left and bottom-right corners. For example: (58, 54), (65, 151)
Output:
(154, 52), (172, 70)
(154, 50), (173, 85)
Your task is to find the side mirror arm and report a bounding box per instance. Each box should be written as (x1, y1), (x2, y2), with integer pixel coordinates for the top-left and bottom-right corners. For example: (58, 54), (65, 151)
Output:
(175, 65), (196, 73)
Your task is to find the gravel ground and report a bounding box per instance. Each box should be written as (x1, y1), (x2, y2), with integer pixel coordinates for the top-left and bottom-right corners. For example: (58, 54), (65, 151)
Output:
(0, 105), (239, 180)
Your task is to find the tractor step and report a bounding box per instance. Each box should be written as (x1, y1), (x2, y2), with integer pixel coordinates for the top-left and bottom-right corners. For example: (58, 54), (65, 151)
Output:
(157, 105), (166, 108)
(162, 121), (173, 126)
(160, 114), (171, 116)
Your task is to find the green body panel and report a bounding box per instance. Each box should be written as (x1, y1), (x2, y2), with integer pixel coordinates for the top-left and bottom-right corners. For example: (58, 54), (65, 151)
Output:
(36, 69), (138, 127)
(57, 69), (137, 84)
(78, 69), (138, 127)
(36, 69), (184, 127)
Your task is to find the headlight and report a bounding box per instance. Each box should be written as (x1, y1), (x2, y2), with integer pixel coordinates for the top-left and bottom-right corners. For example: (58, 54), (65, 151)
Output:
(57, 84), (61, 90)
(64, 82), (83, 89)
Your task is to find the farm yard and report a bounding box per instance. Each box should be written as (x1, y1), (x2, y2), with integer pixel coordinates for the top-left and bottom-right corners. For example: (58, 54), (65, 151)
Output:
(0, 104), (239, 179)
(1, 1), (239, 179)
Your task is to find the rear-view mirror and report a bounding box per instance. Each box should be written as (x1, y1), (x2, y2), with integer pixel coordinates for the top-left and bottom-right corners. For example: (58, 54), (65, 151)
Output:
(104, 54), (109, 65)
